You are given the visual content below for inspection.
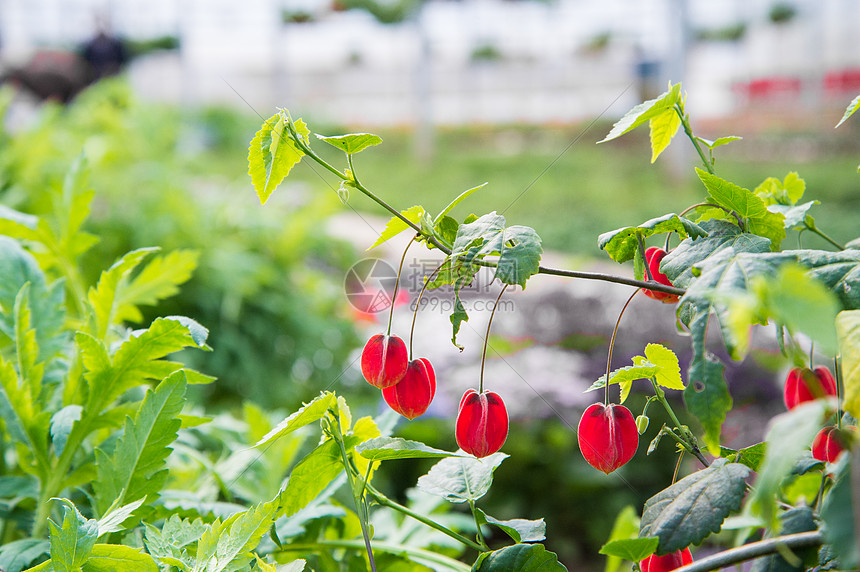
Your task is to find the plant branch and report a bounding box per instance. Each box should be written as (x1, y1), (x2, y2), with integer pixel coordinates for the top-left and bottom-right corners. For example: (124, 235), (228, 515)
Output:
(675, 103), (714, 175)
(672, 531), (823, 572)
(678, 202), (745, 231)
(650, 379), (709, 467)
(805, 220), (845, 250)
(278, 540), (472, 571)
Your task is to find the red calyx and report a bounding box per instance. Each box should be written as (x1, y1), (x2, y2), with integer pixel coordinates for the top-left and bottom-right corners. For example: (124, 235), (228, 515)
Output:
(360, 334), (408, 389)
(641, 548), (693, 572)
(783, 366), (837, 410)
(643, 247), (680, 303)
(455, 389), (509, 458)
(382, 358), (436, 419)
(812, 426), (848, 463)
(577, 403), (639, 474)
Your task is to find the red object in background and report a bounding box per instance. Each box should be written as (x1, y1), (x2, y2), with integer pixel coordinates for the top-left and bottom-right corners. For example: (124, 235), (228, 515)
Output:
(783, 366), (837, 410)
(824, 68), (860, 94)
(360, 334), (408, 388)
(642, 247), (680, 303)
(733, 76), (802, 102)
(382, 358), (436, 419)
(577, 403), (639, 474)
(641, 548), (694, 572)
(456, 390), (509, 458)
(812, 426), (848, 463)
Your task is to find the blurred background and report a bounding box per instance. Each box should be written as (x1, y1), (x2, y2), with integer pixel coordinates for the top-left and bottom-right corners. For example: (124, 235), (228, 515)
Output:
(1, 0), (859, 568)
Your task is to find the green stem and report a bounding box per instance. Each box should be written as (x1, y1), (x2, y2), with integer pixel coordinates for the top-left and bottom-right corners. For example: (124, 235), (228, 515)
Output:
(806, 222), (845, 250)
(649, 378), (709, 467)
(365, 483), (488, 553)
(672, 531), (823, 572)
(277, 540), (471, 571)
(636, 232), (654, 283)
(675, 103), (715, 175)
(330, 408), (377, 572)
(468, 500), (489, 550)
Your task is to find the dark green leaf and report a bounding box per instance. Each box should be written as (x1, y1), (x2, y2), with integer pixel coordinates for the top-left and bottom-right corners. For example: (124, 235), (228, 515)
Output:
(417, 453), (508, 503)
(0, 539), (49, 572)
(597, 213), (707, 263)
(599, 83), (681, 143)
(471, 544), (568, 571)
(599, 537), (658, 562)
(449, 293), (469, 350)
(821, 461), (860, 568)
(639, 459), (750, 553)
(316, 133), (382, 154)
(356, 437), (464, 461)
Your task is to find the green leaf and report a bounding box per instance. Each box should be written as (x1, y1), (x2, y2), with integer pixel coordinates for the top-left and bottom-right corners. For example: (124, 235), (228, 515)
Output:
(162, 316), (210, 350)
(97, 497), (146, 536)
(697, 136), (742, 149)
(649, 107), (682, 162)
(747, 400), (829, 526)
(25, 544), (159, 572)
(280, 440), (343, 519)
(696, 169), (786, 249)
(436, 183), (488, 222)
(754, 172), (806, 206)
(599, 538), (658, 563)
(367, 206), (425, 250)
(836, 95), (860, 128)
(88, 247), (158, 339)
(254, 392), (336, 448)
(417, 453), (508, 503)
(93, 370), (187, 514)
(639, 459), (750, 553)
(48, 499), (99, 572)
(356, 437), (465, 461)
(115, 250), (199, 323)
(316, 133), (382, 154)
(600, 83), (682, 143)
(475, 509), (546, 543)
(248, 112), (308, 205)
(642, 344), (684, 391)
(836, 310), (860, 419)
(450, 292), (469, 350)
(472, 544), (568, 571)
(821, 461), (860, 568)
(768, 201), (818, 230)
(597, 213), (707, 263)
(0, 539), (50, 572)
(50, 405), (82, 458)
(586, 364), (660, 394)
(720, 442), (766, 472)
(601, 506), (642, 572)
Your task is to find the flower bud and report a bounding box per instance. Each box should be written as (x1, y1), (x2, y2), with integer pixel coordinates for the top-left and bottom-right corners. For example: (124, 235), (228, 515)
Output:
(382, 358), (436, 419)
(360, 334), (408, 389)
(455, 389), (508, 458)
(636, 414), (650, 434)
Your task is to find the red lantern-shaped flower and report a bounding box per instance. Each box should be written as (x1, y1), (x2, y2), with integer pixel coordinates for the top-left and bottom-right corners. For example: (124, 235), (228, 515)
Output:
(360, 334), (408, 389)
(783, 366), (837, 410)
(577, 403), (639, 474)
(812, 426), (848, 463)
(382, 358), (436, 419)
(643, 247), (680, 303)
(456, 390), (508, 458)
(641, 548), (693, 572)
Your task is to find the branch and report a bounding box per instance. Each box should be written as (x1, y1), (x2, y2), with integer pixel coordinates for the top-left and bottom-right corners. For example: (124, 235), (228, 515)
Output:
(672, 531), (824, 572)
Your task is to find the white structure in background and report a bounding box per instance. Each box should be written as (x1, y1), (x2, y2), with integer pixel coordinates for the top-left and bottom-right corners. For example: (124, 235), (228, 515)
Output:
(0, 0), (858, 124)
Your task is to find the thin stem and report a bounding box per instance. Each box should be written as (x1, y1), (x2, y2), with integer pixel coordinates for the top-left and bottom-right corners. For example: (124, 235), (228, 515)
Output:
(650, 378), (709, 467)
(409, 260), (445, 359)
(672, 531), (823, 572)
(387, 235), (416, 337)
(678, 202), (745, 231)
(675, 103), (715, 175)
(278, 540), (471, 571)
(812, 472), (829, 511)
(834, 356), (843, 430)
(806, 222), (845, 250)
(365, 483), (488, 553)
(637, 233), (654, 283)
(468, 500), (489, 550)
(671, 450), (684, 484)
(480, 285), (509, 393)
(604, 289), (641, 406)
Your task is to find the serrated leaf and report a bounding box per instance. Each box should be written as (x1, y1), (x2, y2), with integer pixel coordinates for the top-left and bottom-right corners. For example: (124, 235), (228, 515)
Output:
(720, 442), (766, 472)
(696, 169), (786, 249)
(280, 440), (343, 519)
(482, 513), (546, 543)
(248, 112), (308, 205)
(697, 136), (742, 149)
(368, 206), (425, 250)
(254, 392), (335, 448)
(649, 107), (682, 162)
(747, 400), (829, 526)
(586, 364), (660, 394)
(768, 201), (818, 230)
(472, 544), (568, 571)
(600, 83), (681, 143)
(88, 247), (158, 340)
(316, 133), (382, 154)
(836, 95), (860, 128)
(93, 370), (187, 514)
(356, 437), (465, 461)
(417, 453), (507, 503)
(639, 459), (750, 553)
(450, 292), (469, 350)
(642, 344), (684, 390)
(163, 316), (210, 349)
(50, 405), (82, 458)
(48, 499), (99, 571)
(836, 310), (860, 418)
(599, 537), (659, 562)
(597, 214), (707, 263)
(0, 539), (50, 572)
(116, 250), (199, 324)
(755, 172), (806, 206)
(97, 497), (146, 536)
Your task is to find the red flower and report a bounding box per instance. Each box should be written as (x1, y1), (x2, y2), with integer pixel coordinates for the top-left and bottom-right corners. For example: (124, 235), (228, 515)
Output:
(643, 247), (680, 303)
(783, 366), (837, 410)
(382, 358), (436, 419)
(360, 334), (408, 388)
(812, 426), (850, 463)
(456, 390), (508, 458)
(577, 403), (639, 474)
(641, 548), (693, 572)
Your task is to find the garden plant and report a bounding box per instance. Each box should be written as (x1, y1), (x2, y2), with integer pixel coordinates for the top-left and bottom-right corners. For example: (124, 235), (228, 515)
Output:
(0, 83), (857, 572)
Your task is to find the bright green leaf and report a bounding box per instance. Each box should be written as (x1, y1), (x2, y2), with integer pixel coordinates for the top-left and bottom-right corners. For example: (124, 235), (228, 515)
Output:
(476, 509), (546, 543)
(248, 112), (308, 205)
(88, 247), (158, 340)
(254, 392), (336, 448)
(0, 539), (49, 572)
(697, 136), (742, 149)
(417, 452), (508, 503)
(599, 537), (658, 563)
(600, 83), (682, 143)
(50, 405), (82, 458)
(642, 344), (684, 390)
(368, 206), (425, 250)
(280, 440), (343, 518)
(649, 107), (681, 163)
(48, 499), (99, 572)
(836, 310), (860, 419)
(720, 442), (766, 472)
(836, 95), (860, 128)
(601, 506), (641, 572)
(586, 364), (661, 397)
(472, 544), (568, 571)
(598, 214), (707, 263)
(356, 437), (465, 461)
(316, 133), (382, 154)
(116, 250), (199, 324)
(436, 183), (488, 222)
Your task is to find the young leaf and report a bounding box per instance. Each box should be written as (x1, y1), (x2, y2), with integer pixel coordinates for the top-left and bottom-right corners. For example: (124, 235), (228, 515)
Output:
(316, 133), (382, 154)
(279, 440), (344, 519)
(836, 310), (860, 419)
(451, 213), (543, 287)
(597, 214), (707, 263)
(248, 112), (308, 205)
(641, 344), (684, 391)
(47, 499), (99, 572)
(115, 250), (199, 324)
(416, 452), (508, 503)
(649, 107), (682, 163)
(88, 247), (158, 340)
(768, 200), (818, 230)
(435, 183), (488, 222)
(480, 512), (546, 543)
(600, 83), (682, 143)
(367, 206), (425, 250)
(254, 392), (335, 448)
(356, 437), (465, 461)
(37, 543), (161, 572)
(585, 364), (661, 393)
(97, 497), (146, 536)
(599, 537), (658, 563)
(697, 136), (742, 149)
(601, 506), (642, 572)
(639, 459), (750, 553)
(0, 355), (50, 466)
(835, 94), (860, 128)
(720, 442), (766, 472)
(93, 370), (187, 514)
(472, 544), (568, 571)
